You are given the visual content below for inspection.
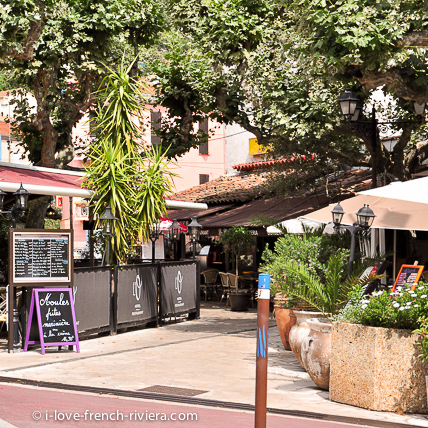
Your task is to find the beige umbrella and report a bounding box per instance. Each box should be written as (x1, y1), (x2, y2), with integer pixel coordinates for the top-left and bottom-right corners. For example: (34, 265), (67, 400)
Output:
(303, 194), (428, 231)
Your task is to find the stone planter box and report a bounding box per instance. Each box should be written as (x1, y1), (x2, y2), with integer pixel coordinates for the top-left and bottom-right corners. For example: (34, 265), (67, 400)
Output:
(330, 322), (428, 414)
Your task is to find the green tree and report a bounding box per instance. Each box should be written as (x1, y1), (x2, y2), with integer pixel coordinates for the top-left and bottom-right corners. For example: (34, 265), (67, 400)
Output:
(219, 226), (254, 275)
(84, 62), (174, 264)
(0, 0), (163, 168)
(151, 0), (428, 186)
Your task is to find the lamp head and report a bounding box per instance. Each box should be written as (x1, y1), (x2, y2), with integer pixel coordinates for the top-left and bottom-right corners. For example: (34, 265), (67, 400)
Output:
(149, 221), (161, 241)
(100, 205), (117, 236)
(169, 218), (181, 241)
(338, 88), (360, 122)
(356, 204), (375, 229)
(188, 216), (202, 241)
(331, 202), (345, 227)
(14, 182), (29, 210)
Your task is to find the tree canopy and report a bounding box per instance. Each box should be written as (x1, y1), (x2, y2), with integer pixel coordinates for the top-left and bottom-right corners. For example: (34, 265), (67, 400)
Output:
(0, 0), (163, 167)
(150, 0), (428, 185)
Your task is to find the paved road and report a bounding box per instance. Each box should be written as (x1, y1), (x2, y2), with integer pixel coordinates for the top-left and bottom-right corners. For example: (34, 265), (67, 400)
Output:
(0, 384), (374, 428)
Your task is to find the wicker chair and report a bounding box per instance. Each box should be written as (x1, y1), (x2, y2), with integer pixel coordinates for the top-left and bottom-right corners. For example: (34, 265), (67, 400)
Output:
(201, 269), (220, 301)
(219, 272), (231, 305)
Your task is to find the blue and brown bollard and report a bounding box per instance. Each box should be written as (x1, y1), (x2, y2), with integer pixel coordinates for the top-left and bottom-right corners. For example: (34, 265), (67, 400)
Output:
(255, 273), (270, 428)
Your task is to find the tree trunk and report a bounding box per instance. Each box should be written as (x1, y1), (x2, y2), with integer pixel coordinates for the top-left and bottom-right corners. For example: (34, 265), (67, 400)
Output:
(25, 196), (50, 229)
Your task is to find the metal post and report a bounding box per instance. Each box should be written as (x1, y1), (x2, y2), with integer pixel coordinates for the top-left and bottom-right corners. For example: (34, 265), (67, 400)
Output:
(255, 273), (270, 428)
(106, 237), (111, 267)
(12, 305), (20, 352)
(152, 240), (156, 263)
(11, 218), (19, 351)
(348, 229), (357, 276)
(371, 106), (377, 189)
(69, 196), (73, 229)
(192, 240), (196, 260)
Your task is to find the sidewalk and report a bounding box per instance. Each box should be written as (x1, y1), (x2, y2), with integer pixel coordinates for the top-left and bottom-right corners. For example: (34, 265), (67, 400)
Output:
(0, 302), (427, 427)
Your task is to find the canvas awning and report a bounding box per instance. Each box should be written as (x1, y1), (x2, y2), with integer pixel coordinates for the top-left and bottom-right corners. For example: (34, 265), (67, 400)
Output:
(356, 177), (428, 204)
(303, 194), (428, 231)
(167, 204), (234, 221)
(0, 162), (207, 210)
(199, 196), (330, 229)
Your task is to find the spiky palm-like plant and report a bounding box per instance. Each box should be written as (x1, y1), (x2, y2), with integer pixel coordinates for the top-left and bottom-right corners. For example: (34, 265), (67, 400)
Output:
(85, 62), (174, 263)
(271, 251), (383, 318)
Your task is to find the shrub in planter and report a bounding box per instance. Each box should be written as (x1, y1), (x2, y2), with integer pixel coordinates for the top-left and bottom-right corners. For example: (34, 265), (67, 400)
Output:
(262, 247), (381, 390)
(332, 283), (428, 413)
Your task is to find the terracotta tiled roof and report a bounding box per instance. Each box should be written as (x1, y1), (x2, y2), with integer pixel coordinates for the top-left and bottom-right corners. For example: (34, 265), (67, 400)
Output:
(0, 121), (17, 142)
(173, 172), (269, 204)
(173, 168), (374, 205)
(232, 155), (315, 171)
(0, 121), (14, 138)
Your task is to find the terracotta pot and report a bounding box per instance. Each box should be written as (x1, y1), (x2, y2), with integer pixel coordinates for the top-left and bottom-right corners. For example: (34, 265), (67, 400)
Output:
(301, 318), (331, 390)
(274, 305), (296, 350)
(288, 311), (325, 368)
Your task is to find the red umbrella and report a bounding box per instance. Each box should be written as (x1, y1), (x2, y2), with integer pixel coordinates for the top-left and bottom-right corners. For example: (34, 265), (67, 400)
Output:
(159, 217), (188, 233)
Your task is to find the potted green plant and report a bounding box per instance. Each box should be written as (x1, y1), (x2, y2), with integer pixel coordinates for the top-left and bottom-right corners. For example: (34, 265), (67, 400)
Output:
(331, 282), (428, 413)
(220, 226), (254, 311)
(262, 236), (382, 390)
(261, 233), (349, 352)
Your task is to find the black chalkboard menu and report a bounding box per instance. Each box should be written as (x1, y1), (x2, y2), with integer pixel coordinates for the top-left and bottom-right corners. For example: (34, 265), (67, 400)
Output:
(11, 230), (72, 284)
(24, 288), (80, 354)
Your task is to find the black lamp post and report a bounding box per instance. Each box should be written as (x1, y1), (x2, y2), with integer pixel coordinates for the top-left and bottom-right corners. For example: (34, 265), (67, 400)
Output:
(0, 182), (30, 227)
(188, 216), (202, 260)
(100, 205), (117, 266)
(0, 183), (30, 352)
(168, 219), (182, 261)
(332, 202), (376, 276)
(338, 88), (426, 189)
(149, 221), (161, 263)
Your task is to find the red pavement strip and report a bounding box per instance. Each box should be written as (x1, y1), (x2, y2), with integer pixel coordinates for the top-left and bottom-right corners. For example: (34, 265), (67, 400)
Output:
(0, 384), (368, 428)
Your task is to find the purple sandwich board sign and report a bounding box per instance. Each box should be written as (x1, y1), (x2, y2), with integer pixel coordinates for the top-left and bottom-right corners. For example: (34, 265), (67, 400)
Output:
(24, 288), (80, 354)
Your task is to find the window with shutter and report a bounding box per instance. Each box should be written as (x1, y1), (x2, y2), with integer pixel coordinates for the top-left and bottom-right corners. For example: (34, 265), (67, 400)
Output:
(199, 174), (210, 185)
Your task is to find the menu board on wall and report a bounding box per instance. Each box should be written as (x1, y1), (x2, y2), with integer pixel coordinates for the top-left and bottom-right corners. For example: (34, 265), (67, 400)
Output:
(12, 231), (72, 284)
(392, 264), (424, 292)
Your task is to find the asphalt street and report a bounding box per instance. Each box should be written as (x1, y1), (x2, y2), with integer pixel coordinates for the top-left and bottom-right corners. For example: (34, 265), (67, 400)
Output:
(0, 384), (377, 428)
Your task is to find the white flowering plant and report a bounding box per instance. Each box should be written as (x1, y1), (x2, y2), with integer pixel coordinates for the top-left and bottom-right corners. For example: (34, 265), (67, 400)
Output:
(336, 281), (428, 358)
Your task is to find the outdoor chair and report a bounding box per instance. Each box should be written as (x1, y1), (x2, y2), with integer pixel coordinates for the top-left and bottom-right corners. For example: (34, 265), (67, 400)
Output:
(201, 269), (220, 301)
(219, 272), (231, 306)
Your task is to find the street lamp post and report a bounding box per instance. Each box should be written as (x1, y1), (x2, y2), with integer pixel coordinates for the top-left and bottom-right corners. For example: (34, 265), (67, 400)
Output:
(168, 219), (182, 261)
(0, 182), (30, 352)
(149, 222), (161, 263)
(188, 216), (202, 260)
(338, 88), (426, 189)
(100, 205), (117, 267)
(331, 202), (376, 276)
